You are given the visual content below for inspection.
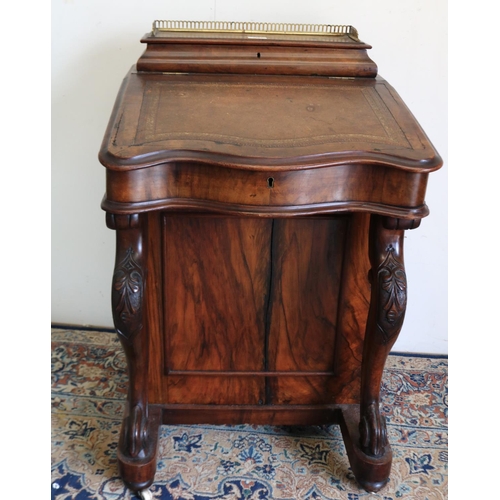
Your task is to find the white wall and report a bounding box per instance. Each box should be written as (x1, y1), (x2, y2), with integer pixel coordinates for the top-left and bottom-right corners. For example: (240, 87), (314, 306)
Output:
(51, 0), (447, 354)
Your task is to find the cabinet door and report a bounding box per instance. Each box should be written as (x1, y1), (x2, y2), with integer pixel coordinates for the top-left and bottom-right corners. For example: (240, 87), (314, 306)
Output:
(161, 215), (271, 404)
(267, 217), (348, 404)
(148, 213), (369, 407)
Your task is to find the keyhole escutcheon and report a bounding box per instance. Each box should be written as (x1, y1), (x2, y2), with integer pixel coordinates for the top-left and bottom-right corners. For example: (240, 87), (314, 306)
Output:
(267, 177), (274, 188)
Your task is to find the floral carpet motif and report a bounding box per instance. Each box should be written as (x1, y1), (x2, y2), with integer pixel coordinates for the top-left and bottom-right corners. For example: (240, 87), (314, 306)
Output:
(51, 328), (448, 500)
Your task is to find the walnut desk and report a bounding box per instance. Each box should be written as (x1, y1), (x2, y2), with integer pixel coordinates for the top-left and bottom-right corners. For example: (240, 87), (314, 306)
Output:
(99, 21), (442, 497)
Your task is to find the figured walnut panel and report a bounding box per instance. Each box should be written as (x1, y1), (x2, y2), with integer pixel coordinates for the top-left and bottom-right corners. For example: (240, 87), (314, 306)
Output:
(161, 215), (271, 404)
(165, 376), (264, 405)
(145, 212), (166, 403)
(150, 214), (370, 406)
(268, 214), (370, 405)
(266, 216), (358, 405)
(270, 214), (370, 404)
(105, 163), (429, 214)
(267, 218), (347, 372)
(163, 215), (271, 371)
(331, 213), (371, 404)
(269, 376), (342, 405)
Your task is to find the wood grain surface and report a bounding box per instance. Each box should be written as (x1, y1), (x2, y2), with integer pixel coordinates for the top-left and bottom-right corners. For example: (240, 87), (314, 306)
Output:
(100, 29), (442, 492)
(144, 214), (371, 406)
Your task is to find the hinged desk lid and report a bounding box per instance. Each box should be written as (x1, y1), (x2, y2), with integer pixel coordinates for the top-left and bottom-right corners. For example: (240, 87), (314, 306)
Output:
(99, 71), (441, 172)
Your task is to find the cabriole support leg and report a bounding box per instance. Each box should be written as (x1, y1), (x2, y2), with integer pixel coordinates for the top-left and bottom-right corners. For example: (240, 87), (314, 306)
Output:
(107, 213), (159, 492)
(345, 215), (415, 492)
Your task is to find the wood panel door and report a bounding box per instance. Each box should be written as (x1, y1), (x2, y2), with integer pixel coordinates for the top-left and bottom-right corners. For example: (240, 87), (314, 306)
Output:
(161, 215), (271, 404)
(149, 213), (368, 406)
(267, 217), (348, 404)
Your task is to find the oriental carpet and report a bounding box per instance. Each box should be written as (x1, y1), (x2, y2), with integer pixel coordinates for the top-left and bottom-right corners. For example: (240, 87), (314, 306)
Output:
(51, 327), (448, 500)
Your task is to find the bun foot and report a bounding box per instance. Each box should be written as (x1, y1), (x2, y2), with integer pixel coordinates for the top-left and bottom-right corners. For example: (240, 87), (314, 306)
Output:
(357, 478), (390, 494)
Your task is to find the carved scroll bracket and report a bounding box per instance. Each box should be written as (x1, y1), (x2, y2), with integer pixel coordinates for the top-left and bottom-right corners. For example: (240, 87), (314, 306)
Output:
(108, 213), (152, 464)
(360, 215), (408, 458)
(359, 402), (388, 458)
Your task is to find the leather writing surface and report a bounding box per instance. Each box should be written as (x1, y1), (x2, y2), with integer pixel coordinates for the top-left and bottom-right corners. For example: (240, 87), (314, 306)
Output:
(101, 71), (440, 171)
(135, 80), (410, 151)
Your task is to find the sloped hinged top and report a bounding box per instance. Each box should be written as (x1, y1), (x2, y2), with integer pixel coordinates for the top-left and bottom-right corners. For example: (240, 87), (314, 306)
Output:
(100, 74), (441, 172)
(99, 21), (442, 220)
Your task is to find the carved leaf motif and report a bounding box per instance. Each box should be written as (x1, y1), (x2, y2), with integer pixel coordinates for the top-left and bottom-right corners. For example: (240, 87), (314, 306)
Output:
(112, 247), (143, 340)
(376, 246), (407, 344)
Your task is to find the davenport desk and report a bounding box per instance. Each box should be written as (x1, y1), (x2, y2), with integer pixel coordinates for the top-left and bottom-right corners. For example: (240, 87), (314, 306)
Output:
(99, 21), (442, 498)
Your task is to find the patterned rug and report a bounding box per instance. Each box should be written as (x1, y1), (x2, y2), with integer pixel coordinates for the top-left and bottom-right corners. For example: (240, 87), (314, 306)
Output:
(51, 327), (448, 500)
